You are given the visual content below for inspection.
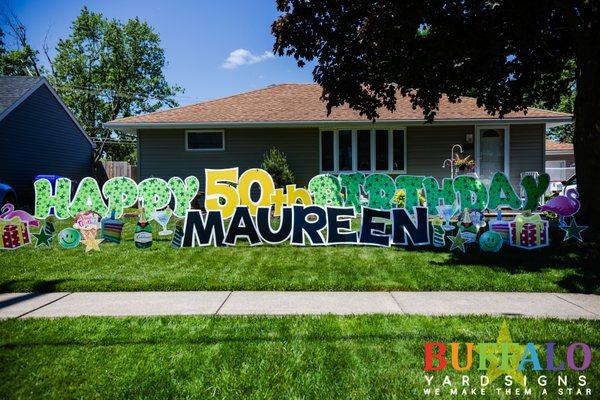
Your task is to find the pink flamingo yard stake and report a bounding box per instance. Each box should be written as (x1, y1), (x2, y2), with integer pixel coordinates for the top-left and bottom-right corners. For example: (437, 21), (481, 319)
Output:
(0, 204), (40, 228)
(539, 188), (581, 226)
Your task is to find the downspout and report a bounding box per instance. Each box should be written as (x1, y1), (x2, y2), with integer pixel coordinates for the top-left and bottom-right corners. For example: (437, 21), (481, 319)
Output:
(136, 129), (141, 182)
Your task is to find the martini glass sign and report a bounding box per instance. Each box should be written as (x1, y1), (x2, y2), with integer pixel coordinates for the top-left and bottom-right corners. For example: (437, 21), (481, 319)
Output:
(151, 208), (173, 236)
(437, 205), (456, 231)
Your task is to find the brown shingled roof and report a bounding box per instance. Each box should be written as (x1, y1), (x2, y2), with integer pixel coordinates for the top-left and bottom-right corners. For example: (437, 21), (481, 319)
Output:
(106, 83), (572, 126)
(546, 139), (574, 152)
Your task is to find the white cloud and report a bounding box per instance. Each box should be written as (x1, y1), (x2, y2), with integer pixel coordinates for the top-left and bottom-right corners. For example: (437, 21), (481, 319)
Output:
(222, 48), (275, 69)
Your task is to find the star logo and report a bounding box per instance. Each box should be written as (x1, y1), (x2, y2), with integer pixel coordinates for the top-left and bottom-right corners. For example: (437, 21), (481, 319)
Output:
(448, 233), (467, 252)
(476, 321), (527, 387)
(82, 237), (103, 252)
(561, 219), (588, 242)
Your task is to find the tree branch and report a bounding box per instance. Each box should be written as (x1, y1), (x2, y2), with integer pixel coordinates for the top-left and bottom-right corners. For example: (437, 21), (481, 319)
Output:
(42, 26), (55, 76)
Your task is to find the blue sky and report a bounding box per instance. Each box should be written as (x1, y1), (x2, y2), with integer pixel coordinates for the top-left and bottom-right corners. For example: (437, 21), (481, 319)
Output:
(6, 0), (314, 106)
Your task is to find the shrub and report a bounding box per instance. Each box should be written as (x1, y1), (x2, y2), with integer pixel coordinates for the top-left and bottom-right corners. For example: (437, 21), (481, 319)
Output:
(261, 147), (295, 188)
(392, 189), (427, 208)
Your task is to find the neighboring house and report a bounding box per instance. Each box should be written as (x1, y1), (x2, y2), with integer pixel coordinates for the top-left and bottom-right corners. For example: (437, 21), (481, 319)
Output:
(105, 83), (571, 191)
(545, 139), (575, 184)
(0, 76), (95, 207)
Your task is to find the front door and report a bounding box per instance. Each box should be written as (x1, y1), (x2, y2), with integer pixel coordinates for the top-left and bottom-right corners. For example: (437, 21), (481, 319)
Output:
(477, 127), (507, 183)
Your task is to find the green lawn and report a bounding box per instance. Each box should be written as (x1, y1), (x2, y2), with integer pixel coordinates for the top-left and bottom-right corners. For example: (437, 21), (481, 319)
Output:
(0, 315), (598, 399)
(1, 216), (598, 293)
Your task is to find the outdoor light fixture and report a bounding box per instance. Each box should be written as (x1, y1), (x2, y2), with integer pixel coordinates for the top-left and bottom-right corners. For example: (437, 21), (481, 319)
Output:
(465, 132), (474, 144)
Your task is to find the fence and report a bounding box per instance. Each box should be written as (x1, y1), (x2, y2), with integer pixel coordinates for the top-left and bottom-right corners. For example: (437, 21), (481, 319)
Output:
(102, 161), (136, 180)
(545, 166), (576, 182)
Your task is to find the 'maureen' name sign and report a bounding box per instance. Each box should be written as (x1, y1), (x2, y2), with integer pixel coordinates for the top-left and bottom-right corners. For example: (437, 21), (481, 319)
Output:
(182, 205), (430, 247)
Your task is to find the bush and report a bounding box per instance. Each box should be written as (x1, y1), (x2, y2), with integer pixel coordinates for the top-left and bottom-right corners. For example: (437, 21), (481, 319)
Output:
(392, 189), (426, 208)
(261, 147), (295, 188)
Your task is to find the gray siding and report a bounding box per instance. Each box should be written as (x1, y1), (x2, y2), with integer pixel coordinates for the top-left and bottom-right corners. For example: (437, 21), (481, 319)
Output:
(546, 153), (575, 166)
(509, 124), (545, 187)
(408, 124), (545, 188)
(138, 127), (319, 190)
(0, 84), (93, 207)
(138, 123), (545, 192)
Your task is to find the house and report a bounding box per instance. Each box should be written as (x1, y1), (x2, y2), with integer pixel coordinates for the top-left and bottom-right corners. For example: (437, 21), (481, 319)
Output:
(104, 83), (571, 191)
(0, 76), (95, 207)
(545, 139), (575, 184)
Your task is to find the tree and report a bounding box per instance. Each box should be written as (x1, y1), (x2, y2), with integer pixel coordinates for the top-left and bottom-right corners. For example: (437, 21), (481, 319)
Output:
(273, 0), (599, 233)
(261, 147), (295, 188)
(535, 59), (576, 143)
(51, 7), (182, 161)
(0, 24), (41, 76)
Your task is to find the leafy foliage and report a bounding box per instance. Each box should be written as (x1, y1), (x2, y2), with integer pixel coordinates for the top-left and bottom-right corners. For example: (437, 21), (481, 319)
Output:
(0, 26), (40, 76)
(273, 0), (600, 232)
(273, 0), (576, 121)
(392, 189), (426, 208)
(51, 7), (182, 161)
(261, 147), (295, 187)
(535, 59), (576, 143)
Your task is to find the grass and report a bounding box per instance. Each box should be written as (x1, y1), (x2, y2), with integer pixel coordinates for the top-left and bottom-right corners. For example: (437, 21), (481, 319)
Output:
(0, 215), (598, 293)
(0, 315), (598, 399)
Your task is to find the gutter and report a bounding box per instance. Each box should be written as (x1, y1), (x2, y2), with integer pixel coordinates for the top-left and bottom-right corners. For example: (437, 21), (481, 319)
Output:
(104, 116), (573, 131)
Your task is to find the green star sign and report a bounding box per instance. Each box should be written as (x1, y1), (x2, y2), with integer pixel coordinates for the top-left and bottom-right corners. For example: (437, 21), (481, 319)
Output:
(448, 233), (467, 253)
(33, 227), (53, 248)
(561, 219), (588, 242)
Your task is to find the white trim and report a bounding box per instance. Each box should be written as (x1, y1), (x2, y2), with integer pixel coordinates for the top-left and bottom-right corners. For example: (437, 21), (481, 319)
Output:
(546, 150), (574, 155)
(369, 129), (376, 173)
(0, 77), (95, 148)
(184, 129), (225, 151)
(318, 127), (407, 174)
(104, 117), (573, 130)
(474, 125), (510, 179)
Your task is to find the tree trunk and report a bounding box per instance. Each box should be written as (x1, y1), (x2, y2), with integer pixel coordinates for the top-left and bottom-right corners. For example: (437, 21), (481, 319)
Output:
(573, 4), (600, 236)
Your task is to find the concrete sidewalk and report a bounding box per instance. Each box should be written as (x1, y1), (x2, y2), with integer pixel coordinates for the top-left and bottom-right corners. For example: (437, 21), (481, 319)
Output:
(1, 291), (599, 320)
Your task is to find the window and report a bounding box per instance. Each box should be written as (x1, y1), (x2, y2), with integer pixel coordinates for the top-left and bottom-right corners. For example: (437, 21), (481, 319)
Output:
(338, 130), (353, 171)
(392, 130), (405, 171)
(375, 130), (389, 171)
(319, 128), (406, 173)
(321, 130), (334, 171)
(186, 130), (224, 151)
(357, 130), (371, 171)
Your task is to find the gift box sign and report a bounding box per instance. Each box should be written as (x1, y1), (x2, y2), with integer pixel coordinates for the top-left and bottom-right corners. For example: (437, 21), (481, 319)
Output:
(509, 214), (549, 249)
(1, 218), (31, 250)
